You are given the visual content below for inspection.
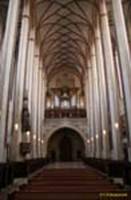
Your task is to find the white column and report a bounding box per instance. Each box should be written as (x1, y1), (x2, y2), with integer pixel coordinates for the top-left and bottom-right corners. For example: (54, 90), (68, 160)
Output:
(127, 19), (131, 51)
(31, 46), (40, 158)
(112, 0), (131, 157)
(0, 0), (20, 162)
(88, 63), (95, 157)
(91, 45), (101, 158)
(0, 17), (3, 46)
(25, 29), (35, 101)
(27, 31), (36, 115)
(41, 74), (47, 158)
(23, 29), (35, 147)
(39, 70), (44, 158)
(114, 50), (124, 99)
(100, 0), (122, 160)
(95, 19), (110, 159)
(0, 15), (4, 62)
(38, 61), (46, 157)
(84, 73), (91, 157)
(37, 62), (43, 158)
(38, 68), (42, 157)
(13, 0), (30, 160)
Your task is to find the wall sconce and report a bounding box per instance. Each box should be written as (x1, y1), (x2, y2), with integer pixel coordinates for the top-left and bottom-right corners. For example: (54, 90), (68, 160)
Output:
(87, 139), (90, 144)
(41, 140), (44, 144)
(26, 131), (30, 136)
(103, 130), (107, 135)
(115, 122), (119, 129)
(96, 134), (99, 139)
(33, 135), (36, 140)
(14, 123), (19, 131)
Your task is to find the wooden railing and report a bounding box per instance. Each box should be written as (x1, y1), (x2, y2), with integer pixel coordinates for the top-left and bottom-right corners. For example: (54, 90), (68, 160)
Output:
(45, 108), (86, 118)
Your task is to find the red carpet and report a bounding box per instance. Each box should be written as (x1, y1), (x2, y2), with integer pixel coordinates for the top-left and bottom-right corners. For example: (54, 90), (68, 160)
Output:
(11, 165), (129, 200)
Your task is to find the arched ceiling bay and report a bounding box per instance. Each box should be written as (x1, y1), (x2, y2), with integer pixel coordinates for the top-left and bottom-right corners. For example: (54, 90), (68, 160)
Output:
(35, 0), (98, 81)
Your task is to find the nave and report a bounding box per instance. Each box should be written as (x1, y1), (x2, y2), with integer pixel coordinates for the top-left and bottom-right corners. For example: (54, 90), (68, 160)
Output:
(9, 162), (130, 200)
(0, 0), (131, 199)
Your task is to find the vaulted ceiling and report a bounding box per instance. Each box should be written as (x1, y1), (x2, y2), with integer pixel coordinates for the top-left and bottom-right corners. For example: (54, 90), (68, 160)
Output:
(1, 0), (130, 85)
(35, 0), (98, 82)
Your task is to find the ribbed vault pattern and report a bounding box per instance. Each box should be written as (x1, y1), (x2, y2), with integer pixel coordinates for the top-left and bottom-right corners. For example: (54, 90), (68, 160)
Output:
(36, 0), (98, 80)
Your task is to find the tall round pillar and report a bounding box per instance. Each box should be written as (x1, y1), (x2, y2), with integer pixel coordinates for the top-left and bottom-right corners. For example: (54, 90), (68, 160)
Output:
(90, 45), (101, 158)
(100, 0), (122, 160)
(112, 0), (131, 160)
(95, 18), (110, 159)
(0, 0), (21, 162)
(13, 0), (30, 160)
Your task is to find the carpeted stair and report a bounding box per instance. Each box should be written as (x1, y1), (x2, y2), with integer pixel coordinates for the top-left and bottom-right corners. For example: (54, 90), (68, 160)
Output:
(11, 166), (129, 200)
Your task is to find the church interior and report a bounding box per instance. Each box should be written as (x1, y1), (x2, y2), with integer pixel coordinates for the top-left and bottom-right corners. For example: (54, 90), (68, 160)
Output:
(0, 0), (131, 199)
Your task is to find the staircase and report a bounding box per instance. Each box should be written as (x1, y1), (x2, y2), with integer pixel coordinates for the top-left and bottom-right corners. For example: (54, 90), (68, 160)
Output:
(11, 164), (129, 200)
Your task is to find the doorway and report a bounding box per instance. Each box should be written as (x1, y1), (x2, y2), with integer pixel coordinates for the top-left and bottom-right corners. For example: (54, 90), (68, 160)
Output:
(47, 127), (85, 162)
(59, 135), (72, 161)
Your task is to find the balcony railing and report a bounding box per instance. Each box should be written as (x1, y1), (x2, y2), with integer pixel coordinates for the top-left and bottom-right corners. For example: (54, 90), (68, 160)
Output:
(45, 108), (86, 118)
